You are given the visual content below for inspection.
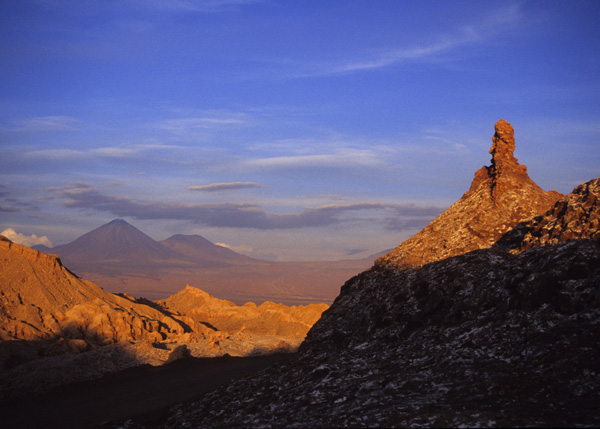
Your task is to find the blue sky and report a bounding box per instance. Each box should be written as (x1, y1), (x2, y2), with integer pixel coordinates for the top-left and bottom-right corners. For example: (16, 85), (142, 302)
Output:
(1, 0), (599, 261)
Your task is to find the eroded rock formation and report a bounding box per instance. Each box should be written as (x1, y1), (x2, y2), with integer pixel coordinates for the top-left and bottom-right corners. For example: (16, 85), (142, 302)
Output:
(158, 286), (328, 341)
(0, 239), (327, 399)
(376, 119), (562, 270)
(0, 238), (218, 369)
(170, 239), (600, 427)
(166, 121), (599, 427)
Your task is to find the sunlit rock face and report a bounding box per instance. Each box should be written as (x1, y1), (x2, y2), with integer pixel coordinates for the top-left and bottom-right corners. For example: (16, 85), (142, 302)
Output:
(158, 285), (328, 341)
(376, 119), (562, 270)
(166, 123), (599, 427)
(0, 239), (215, 367)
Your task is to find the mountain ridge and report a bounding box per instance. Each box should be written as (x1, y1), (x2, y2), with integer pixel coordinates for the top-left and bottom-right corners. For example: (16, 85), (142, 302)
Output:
(45, 219), (379, 303)
(50, 218), (182, 264)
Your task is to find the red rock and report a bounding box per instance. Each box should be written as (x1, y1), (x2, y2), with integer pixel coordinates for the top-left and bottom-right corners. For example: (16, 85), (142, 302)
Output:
(376, 119), (563, 270)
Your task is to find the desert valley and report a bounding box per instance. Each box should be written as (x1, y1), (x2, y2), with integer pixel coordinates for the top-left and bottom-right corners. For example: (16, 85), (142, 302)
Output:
(0, 120), (598, 427)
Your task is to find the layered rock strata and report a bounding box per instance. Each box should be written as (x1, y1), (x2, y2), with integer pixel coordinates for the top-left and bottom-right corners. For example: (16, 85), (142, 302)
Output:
(376, 119), (562, 270)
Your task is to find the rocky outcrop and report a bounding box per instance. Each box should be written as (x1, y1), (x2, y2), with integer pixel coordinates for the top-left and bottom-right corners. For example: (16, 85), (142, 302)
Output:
(376, 119), (562, 270)
(0, 239), (328, 399)
(0, 238), (216, 369)
(166, 121), (598, 427)
(496, 177), (600, 252)
(159, 286), (328, 340)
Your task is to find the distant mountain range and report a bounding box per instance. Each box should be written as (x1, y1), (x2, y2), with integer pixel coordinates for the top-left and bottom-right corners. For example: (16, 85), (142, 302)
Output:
(41, 219), (383, 304)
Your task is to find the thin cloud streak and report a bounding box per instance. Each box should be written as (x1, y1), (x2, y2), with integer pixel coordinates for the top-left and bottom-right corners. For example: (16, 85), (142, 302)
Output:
(24, 144), (182, 160)
(329, 30), (480, 75)
(2, 116), (78, 133)
(155, 114), (249, 136)
(244, 150), (383, 169)
(188, 182), (266, 192)
(134, 0), (264, 14)
(288, 3), (522, 78)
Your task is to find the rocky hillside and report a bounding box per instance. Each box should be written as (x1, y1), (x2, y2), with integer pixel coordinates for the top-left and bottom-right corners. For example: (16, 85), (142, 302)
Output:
(376, 119), (562, 270)
(0, 236), (197, 349)
(495, 177), (600, 252)
(158, 286), (328, 340)
(166, 123), (599, 427)
(0, 239), (327, 399)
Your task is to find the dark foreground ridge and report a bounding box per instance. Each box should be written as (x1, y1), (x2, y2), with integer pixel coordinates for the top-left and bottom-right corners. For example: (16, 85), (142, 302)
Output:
(166, 239), (600, 427)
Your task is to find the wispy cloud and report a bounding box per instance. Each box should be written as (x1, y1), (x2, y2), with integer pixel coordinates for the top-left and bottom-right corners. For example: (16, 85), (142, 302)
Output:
(327, 29), (481, 75)
(243, 149), (383, 169)
(24, 143), (181, 160)
(155, 113), (249, 136)
(0, 205), (19, 213)
(215, 242), (253, 254)
(188, 182), (266, 192)
(385, 203), (444, 231)
(288, 3), (523, 77)
(30, 0), (262, 15)
(3, 116), (78, 133)
(131, 0), (263, 14)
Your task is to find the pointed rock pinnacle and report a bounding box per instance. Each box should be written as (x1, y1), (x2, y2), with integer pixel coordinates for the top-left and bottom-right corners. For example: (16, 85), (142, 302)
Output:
(490, 119), (517, 170)
(375, 119), (563, 270)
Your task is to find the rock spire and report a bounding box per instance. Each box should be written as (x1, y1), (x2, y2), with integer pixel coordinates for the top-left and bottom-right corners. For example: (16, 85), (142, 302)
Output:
(376, 119), (562, 270)
(490, 119), (517, 169)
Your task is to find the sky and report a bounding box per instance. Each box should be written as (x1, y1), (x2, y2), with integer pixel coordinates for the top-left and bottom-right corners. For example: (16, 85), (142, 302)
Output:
(1, 0), (599, 261)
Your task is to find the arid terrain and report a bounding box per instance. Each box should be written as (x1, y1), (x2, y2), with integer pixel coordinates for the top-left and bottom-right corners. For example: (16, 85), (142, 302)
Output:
(163, 120), (599, 427)
(0, 237), (327, 404)
(1, 120), (598, 427)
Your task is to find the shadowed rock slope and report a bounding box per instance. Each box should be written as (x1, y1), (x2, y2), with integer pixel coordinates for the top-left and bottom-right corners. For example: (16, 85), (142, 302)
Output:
(166, 128), (598, 427)
(377, 119), (562, 270)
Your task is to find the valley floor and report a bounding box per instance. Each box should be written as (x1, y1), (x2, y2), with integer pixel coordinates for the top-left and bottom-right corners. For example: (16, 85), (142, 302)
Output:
(0, 353), (293, 428)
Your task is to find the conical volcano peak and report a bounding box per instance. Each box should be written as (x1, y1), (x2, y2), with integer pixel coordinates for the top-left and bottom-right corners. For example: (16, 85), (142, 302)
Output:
(107, 218), (130, 227)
